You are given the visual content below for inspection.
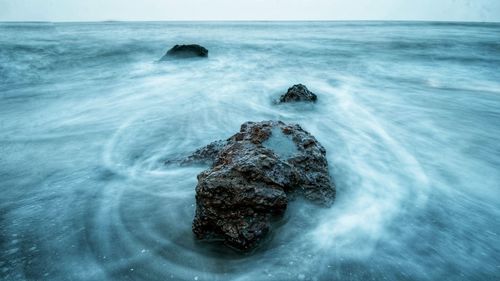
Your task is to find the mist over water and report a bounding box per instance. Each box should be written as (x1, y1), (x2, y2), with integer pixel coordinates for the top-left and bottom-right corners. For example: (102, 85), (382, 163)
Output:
(1, 22), (499, 281)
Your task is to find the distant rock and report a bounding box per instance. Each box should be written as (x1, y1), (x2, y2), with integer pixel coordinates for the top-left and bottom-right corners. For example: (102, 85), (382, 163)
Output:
(189, 120), (335, 251)
(278, 84), (317, 103)
(160, 44), (208, 60)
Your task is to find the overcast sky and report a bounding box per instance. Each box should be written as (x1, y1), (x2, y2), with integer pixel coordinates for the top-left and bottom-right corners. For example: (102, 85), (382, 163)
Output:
(1, 0), (499, 22)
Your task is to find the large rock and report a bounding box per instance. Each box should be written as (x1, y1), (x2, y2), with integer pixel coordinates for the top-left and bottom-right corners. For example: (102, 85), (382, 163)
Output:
(278, 84), (317, 103)
(190, 121), (335, 250)
(161, 44), (208, 60)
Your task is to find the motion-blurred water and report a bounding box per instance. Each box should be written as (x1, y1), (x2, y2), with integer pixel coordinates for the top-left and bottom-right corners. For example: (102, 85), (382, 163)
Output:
(1, 21), (499, 281)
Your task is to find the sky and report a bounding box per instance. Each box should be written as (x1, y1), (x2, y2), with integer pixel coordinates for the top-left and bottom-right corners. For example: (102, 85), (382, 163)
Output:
(0, 0), (499, 22)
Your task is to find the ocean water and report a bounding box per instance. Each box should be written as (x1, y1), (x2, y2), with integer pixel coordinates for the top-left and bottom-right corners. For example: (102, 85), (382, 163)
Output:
(0, 21), (499, 281)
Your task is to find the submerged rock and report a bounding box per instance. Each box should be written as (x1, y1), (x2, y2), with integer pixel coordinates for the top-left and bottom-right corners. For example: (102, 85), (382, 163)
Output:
(278, 84), (317, 103)
(183, 140), (225, 165)
(190, 120), (335, 251)
(161, 44), (208, 60)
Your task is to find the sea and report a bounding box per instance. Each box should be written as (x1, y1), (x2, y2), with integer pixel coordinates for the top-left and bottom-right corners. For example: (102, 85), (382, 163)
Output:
(1, 21), (499, 281)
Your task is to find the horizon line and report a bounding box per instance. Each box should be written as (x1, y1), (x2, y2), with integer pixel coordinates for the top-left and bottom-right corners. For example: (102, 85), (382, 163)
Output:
(1, 19), (499, 24)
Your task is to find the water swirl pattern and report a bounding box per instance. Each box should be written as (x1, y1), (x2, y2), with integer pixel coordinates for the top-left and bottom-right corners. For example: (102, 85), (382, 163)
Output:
(0, 21), (499, 281)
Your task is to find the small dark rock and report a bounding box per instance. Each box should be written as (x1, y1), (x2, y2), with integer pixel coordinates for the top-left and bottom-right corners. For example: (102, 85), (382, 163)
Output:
(278, 84), (318, 103)
(190, 120), (335, 251)
(180, 140), (226, 166)
(161, 44), (208, 60)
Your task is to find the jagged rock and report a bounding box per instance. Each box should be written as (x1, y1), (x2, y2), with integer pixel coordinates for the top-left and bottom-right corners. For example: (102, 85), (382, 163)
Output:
(161, 44), (208, 60)
(278, 84), (317, 103)
(190, 120), (335, 251)
(180, 140), (225, 165)
(163, 140), (224, 166)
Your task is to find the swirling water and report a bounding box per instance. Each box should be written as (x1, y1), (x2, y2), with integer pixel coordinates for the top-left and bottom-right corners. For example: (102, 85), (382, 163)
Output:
(0, 21), (499, 281)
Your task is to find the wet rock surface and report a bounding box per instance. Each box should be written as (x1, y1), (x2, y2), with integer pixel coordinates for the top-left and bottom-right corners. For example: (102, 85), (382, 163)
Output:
(180, 140), (226, 166)
(161, 44), (208, 60)
(278, 84), (318, 103)
(189, 120), (335, 250)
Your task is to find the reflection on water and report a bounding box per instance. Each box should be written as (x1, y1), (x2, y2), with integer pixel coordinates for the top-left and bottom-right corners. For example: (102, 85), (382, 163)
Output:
(263, 127), (299, 159)
(1, 21), (499, 281)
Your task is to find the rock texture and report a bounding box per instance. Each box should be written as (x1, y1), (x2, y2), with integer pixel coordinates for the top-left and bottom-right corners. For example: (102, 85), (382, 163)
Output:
(180, 140), (225, 166)
(278, 84), (317, 103)
(190, 120), (335, 250)
(161, 44), (208, 60)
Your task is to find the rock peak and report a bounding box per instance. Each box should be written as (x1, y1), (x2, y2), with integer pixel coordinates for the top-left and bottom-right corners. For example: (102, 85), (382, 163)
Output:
(278, 84), (318, 103)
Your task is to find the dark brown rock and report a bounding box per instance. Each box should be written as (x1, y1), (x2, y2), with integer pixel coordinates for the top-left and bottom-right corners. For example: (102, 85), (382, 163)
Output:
(190, 120), (335, 251)
(161, 44), (208, 60)
(180, 140), (225, 166)
(278, 84), (317, 103)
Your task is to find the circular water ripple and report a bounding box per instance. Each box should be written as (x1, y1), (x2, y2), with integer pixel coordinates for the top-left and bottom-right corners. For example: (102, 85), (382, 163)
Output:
(77, 81), (431, 280)
(2, 22), (498, 281)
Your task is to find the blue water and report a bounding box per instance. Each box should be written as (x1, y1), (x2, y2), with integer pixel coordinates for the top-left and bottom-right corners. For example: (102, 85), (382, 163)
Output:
(1, 21), (499, 281)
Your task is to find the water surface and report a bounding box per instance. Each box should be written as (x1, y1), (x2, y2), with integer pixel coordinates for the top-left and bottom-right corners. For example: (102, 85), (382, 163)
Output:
(1, 21), (499, 281)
